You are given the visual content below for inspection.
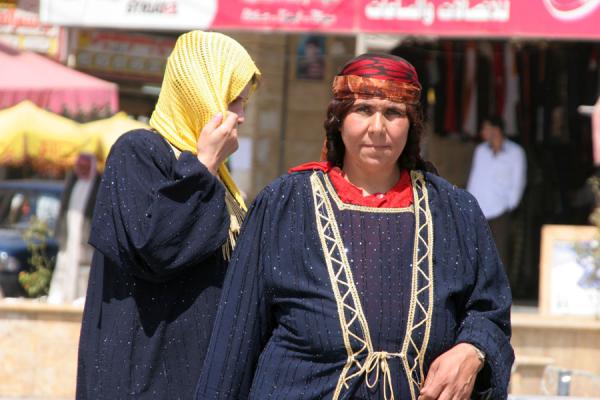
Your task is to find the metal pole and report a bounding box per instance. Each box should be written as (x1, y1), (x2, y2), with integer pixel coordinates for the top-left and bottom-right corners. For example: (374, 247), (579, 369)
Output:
(557, 369), (572, 396)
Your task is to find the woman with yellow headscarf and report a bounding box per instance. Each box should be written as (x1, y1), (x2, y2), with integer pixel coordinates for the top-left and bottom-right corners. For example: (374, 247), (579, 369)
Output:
(76, 31), (260, 400)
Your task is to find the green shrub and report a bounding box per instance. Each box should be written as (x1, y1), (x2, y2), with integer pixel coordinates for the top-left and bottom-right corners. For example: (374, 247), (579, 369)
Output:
(18, 217), (54, 298)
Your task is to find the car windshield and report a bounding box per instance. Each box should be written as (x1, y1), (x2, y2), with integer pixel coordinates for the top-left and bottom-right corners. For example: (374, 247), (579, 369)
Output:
(0, 188), (62, 233)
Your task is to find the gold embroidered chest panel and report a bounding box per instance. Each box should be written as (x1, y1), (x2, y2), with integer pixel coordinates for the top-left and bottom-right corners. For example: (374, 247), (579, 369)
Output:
(309, 171), (434, 400)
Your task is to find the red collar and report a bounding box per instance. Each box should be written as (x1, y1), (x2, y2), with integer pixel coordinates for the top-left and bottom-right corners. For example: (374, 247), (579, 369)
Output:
(289, 162), (413, 208)
(288, 161), (331, 174)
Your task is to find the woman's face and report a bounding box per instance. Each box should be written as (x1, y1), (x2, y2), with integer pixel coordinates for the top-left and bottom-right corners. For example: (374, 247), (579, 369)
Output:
(340, 98), (410, 174)
(227, 82), (251, 125)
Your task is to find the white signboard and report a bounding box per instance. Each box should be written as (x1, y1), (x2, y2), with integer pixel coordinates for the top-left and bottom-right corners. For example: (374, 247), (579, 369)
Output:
(39, 0), (218, 30)
(0, 0), (62, 57)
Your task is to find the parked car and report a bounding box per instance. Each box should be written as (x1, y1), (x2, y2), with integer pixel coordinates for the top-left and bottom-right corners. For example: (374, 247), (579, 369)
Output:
(0, 180), (64, 297)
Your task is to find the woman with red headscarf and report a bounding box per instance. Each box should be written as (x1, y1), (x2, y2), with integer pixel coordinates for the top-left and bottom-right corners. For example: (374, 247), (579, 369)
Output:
(196, 54), (513, 400)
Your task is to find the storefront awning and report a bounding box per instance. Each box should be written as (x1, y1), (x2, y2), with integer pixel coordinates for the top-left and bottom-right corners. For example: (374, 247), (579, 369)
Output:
(0, 101), (147, 171)
(40, 0), (600, 40)
(0, 43), (118, 115)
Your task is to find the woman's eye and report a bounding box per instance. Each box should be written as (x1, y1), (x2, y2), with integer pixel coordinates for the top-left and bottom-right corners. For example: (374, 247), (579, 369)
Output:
(386, 109), (406, 118)
(355, 106), (371, 114)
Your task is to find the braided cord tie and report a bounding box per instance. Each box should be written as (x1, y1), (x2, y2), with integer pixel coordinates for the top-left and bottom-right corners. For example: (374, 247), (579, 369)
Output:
(343, 351), (404, 400)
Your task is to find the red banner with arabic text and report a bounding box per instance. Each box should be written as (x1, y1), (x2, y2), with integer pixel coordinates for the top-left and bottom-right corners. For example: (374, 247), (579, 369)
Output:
(213, 0), (355, 32)
(211, 0), (600, 39)
(39, 0), (600, 39)
(355, 0), (600, 39)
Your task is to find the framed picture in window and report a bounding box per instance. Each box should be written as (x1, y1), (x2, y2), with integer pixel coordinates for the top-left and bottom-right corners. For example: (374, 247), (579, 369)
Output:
(296, 35), (325, 80)
(539, 224), (600, 317)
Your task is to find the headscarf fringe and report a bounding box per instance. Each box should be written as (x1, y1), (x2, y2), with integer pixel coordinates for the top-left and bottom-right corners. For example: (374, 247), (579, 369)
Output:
(222, 186), (246, 260)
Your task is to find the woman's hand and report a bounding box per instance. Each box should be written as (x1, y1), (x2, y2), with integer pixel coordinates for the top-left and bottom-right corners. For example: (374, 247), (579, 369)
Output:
(196, 112), (240, 175)
(418, 343), (484, 400)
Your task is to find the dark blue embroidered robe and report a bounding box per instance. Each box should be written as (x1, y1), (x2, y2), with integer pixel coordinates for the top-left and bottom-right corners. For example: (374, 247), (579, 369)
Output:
(196, 169), (514, 400)
(76, 130), (230, 400)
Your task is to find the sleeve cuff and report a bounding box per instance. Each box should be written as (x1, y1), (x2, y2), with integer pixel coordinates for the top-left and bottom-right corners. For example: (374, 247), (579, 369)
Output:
(174, 151), (216, 180)
(456, 318), (514, 399)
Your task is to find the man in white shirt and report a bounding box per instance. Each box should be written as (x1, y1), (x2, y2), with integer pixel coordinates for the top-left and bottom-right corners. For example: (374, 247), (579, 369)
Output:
(467, 115), (527, 268)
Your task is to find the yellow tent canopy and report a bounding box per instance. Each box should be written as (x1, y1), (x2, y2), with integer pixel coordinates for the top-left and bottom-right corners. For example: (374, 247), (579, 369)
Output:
(0, 101), (149, 173)
(0, 101), (94, 171)
(81, 112), (148, 169)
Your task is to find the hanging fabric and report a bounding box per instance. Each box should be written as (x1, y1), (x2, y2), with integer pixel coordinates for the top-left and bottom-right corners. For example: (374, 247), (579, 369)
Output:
(493, 43), (505, 117)
(461, 42), (478, 137)
(443, 42), (457, 133)
(503, 42), (519, 137)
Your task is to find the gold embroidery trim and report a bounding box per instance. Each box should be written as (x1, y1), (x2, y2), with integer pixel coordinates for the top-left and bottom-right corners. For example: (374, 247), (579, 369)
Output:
(310, 171), (434, 400)
(310, 172), (373, 398)
(323, 173), (414, 213)
(400, 171), (435, 399)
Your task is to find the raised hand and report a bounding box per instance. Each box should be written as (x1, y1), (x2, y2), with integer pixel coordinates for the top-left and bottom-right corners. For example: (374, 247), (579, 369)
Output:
(196, 112), (241, 175)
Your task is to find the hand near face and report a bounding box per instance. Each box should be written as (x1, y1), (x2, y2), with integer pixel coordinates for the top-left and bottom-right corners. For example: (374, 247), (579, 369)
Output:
(418, 343), (484, 400)
(196, 83), (251, 175)
(196, 112), (240, 175)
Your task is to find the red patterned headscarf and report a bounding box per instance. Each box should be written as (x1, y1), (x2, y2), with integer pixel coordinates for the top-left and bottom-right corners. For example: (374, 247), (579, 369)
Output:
(332, 53), (422, 105)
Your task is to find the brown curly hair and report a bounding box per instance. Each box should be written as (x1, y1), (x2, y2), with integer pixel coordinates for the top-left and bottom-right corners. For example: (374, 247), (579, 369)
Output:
(323, 98), (434, 172)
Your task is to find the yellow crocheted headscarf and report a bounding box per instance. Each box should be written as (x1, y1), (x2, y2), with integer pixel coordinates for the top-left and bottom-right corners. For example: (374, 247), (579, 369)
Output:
(149, 30), (260, 210)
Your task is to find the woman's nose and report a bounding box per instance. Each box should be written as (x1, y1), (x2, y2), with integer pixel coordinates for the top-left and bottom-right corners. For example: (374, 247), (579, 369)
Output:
(369, 112), (384, 133)
(228, 100), (246, 123)
(229, 106), (245, 125)
(236, 108), (246, 125)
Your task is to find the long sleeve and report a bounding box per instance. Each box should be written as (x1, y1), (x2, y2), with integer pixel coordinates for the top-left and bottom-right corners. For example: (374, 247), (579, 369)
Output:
(455, 191), (514, 397)
(89, 130), (230, 282)
(195, 188), (273, 400)
(507, 145), (527, 211)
